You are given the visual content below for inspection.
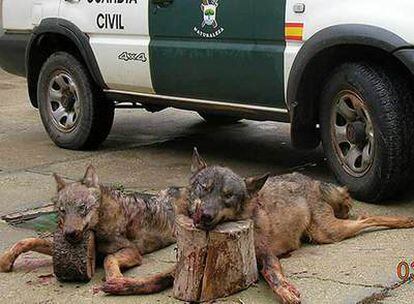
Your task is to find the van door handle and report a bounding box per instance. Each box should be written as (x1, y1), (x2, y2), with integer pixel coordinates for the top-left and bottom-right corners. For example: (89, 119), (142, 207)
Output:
(64, 0), (80, 3)
(152, 0), (173, 8)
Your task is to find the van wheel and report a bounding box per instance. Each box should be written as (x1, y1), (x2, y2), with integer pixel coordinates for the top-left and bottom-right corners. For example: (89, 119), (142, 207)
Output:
(37, 52), (114, 150)
(198, 112), (241, 124)
(319, 62), (414, 202)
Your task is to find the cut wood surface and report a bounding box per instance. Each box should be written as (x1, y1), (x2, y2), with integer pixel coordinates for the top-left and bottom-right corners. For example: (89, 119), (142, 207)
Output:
(53, 229), (96, 282)
(173, 215), (258, 302)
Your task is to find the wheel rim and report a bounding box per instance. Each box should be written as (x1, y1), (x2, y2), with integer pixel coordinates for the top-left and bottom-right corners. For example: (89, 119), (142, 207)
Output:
(330, 90), (375, 177)
(46, 71), (80, 132)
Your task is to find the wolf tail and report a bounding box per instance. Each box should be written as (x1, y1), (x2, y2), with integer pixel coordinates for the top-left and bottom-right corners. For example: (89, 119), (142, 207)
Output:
(319, 182), (353, 219)
(101, 265), (175, 295)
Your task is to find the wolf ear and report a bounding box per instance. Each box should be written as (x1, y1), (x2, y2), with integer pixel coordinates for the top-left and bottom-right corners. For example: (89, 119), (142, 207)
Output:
(244, 173), (269, 195)
(191, 147), (207, 174)
(83, 164), (99, 188)
(53, 173), (66, 192)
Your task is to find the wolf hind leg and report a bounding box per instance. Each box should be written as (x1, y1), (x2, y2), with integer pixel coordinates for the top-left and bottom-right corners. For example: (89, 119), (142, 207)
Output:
(319, 182), (352, 219)
(0, 238), (52, 272)
(309, 215), (414, 244)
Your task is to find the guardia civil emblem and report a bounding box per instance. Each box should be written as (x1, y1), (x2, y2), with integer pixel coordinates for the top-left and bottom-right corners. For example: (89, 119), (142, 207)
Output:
(193, 0), (224, 38)
(201, 0), (218, 28)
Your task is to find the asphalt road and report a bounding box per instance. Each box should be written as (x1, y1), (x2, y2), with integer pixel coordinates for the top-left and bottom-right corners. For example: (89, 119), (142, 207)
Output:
(0, 69), (412, 303)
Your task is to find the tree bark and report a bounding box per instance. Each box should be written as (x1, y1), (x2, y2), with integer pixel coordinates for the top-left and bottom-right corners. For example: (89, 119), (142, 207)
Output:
(173, 215), (258, 302)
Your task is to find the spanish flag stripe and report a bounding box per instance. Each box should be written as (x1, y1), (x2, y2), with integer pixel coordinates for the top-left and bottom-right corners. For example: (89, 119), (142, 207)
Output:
(285, 22), (304, 28)
(285, 22), (304, 41)
(285, 27), (303, 37)
(285, 35), (303, 41)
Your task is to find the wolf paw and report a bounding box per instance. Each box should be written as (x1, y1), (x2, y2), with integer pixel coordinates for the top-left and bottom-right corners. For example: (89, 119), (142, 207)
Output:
(399, 217), (414, 228)
(0, 253), (13, 272)
(275, 282), (301, 304)
(101, 277), (138, 295)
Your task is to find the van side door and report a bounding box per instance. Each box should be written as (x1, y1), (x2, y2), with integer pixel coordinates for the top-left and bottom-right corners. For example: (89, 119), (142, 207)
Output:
(149, 0), (287, 108)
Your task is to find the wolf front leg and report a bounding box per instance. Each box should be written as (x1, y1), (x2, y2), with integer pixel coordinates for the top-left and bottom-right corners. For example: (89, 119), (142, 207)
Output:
(0, 238), (52, 272)
(102, 264), (176, 295)
(258, 254), (301, 304)
(103, 246), (174, 294)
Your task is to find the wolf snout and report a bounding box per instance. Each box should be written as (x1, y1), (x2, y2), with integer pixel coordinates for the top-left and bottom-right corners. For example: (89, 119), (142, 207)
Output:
(64, 228), (83, 244)
(193, 210), (216, 230)
(200, 212), (214, 225)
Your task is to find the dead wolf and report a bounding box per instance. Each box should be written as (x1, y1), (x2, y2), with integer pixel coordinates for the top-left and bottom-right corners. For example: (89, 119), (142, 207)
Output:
(176, 149), (414, 304)
(0, 165), (181, 294)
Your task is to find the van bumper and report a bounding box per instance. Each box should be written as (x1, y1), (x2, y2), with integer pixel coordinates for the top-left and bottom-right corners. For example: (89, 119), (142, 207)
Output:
(0, 30), (31, 77)
(394, 48), (414, 76)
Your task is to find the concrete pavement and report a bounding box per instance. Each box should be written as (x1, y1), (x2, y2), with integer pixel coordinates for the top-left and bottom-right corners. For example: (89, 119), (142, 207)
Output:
(0, 69), (412, 303)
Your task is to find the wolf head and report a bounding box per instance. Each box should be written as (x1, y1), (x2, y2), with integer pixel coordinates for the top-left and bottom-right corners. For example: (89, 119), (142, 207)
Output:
(53, 165), (101, 244)
(188, 148), (269, 230)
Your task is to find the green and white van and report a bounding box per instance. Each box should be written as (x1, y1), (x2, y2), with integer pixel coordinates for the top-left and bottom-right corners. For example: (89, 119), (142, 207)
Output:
(1, 0), (414, 202)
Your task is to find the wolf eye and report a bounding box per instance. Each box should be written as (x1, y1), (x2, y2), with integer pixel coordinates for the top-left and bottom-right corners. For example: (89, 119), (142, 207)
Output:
(78, 204), (87, 214)
(223, 192), (233, 199)
(198, 183), (209, 192)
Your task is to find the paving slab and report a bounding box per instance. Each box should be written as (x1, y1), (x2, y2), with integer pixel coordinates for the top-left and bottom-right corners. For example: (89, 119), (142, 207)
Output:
(381, 281), (414, 304)
(0, 171), (55, 216)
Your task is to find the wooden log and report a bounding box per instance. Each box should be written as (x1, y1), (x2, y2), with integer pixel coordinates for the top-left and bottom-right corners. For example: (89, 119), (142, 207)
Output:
(200, 220), (259, 301)
(173, 215), (258, 302)
(53, 229), (96, 282)
(173, 215), (208, 301)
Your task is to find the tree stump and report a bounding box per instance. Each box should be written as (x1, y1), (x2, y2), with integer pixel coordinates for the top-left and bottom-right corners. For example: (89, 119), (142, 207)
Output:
(53, 229), (96, 282)
(173, 215), (258, 302)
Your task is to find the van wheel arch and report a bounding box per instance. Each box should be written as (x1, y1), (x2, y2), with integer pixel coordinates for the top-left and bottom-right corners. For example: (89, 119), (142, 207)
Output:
(26, 18), (106, 108)
(287, 25), (414, 150)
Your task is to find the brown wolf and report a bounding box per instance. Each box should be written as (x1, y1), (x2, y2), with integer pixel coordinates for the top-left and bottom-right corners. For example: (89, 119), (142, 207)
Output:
(1, 155), (413, 303)
(176, 149), (414, 304)
(0, 165), (181, 294)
